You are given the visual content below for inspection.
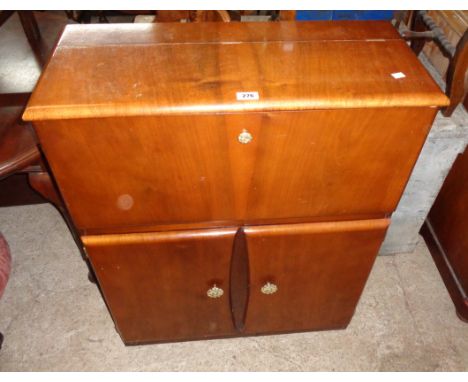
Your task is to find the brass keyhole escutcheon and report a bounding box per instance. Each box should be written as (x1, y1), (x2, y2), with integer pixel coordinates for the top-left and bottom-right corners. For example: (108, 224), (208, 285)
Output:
(238, 129), (253, 144)
(261, 282), (278, 295)
(207, 284), (224, 298)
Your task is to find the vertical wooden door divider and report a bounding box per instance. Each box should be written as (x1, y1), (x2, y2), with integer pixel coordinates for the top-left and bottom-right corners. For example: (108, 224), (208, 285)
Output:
(229, 227), (250, 332)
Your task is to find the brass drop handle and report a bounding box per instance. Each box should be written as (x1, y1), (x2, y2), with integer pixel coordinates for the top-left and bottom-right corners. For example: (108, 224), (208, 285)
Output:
(238, 129), (253, 144)
(207, 284), (224, 299)
(261, 282), (278, 295)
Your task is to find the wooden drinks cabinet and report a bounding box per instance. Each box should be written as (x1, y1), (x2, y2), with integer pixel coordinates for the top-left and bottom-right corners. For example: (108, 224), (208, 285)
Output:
(23, 21), (448, 345)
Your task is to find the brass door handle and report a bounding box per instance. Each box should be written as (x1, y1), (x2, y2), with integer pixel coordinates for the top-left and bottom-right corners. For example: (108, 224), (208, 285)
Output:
(207, 284), (224, 298)
(261, 282), (278, 295)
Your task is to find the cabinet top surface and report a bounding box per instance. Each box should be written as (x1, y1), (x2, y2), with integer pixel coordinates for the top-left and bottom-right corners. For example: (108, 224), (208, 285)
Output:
(24, 21), (448, 121)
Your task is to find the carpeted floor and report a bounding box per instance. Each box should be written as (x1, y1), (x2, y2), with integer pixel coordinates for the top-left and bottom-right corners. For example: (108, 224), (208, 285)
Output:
(0, 204), (467, 371)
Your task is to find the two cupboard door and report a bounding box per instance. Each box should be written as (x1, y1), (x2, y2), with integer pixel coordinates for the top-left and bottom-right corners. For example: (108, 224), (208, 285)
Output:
(84, 219), (389, 344)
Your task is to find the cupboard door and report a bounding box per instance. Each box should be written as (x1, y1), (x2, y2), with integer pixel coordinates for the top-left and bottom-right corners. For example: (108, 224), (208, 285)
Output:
(243, 219), (389, 334)
(84, 228), (237, 344)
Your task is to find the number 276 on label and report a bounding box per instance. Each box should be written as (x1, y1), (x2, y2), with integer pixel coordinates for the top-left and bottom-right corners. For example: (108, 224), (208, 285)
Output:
(236, 92), (260, 101)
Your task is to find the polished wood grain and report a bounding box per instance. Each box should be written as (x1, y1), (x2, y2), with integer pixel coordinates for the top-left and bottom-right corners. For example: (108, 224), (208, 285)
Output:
(23, 22), (448, 121)
(84, 228), (237, 344)
(35, 108), (436, 231)
(243, 219), (389, 334)
(422, 149), (468, 321)
(244, 108), (437, 222)
(84, 219), (389, 342)
(23, 21), (449, 344)
(35, 114), (236, 230)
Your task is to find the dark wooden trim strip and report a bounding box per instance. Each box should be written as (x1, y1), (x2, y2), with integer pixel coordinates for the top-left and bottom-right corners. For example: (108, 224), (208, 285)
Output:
(230, 227), (250, 332)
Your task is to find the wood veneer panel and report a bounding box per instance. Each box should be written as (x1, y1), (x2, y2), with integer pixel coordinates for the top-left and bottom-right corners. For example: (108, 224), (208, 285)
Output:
(243, 219), (389, 334)
(84, 228), (237, 344)
(244, 108), (437, 222)
(35, 108), (436, 231)
(21, 20), (450, 344)
(23, 22), (448, 121)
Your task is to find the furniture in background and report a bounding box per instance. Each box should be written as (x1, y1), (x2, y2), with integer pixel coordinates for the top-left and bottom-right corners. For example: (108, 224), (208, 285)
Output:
(421, 147), (468, 322)
(23, 21), (447, 345)
(0, 119), (40, 181)
(0, 11), (71, 206)
(294, 10), (394, 21)
(379, 65), (468, 255)
(153, 10), (231, 22)
(0, 116), (99, 282)
(380, 11), (468, 255)
(0, 232), (12, 349)
(0, 11), (44, 69)
(0, 11), (44, 205)
(65, 10), (233, 23)
(148, 10), (395, 23)
(401, 10), (468, 116)
(0, 85), (61, 211)
(417, 11), (468, 87)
